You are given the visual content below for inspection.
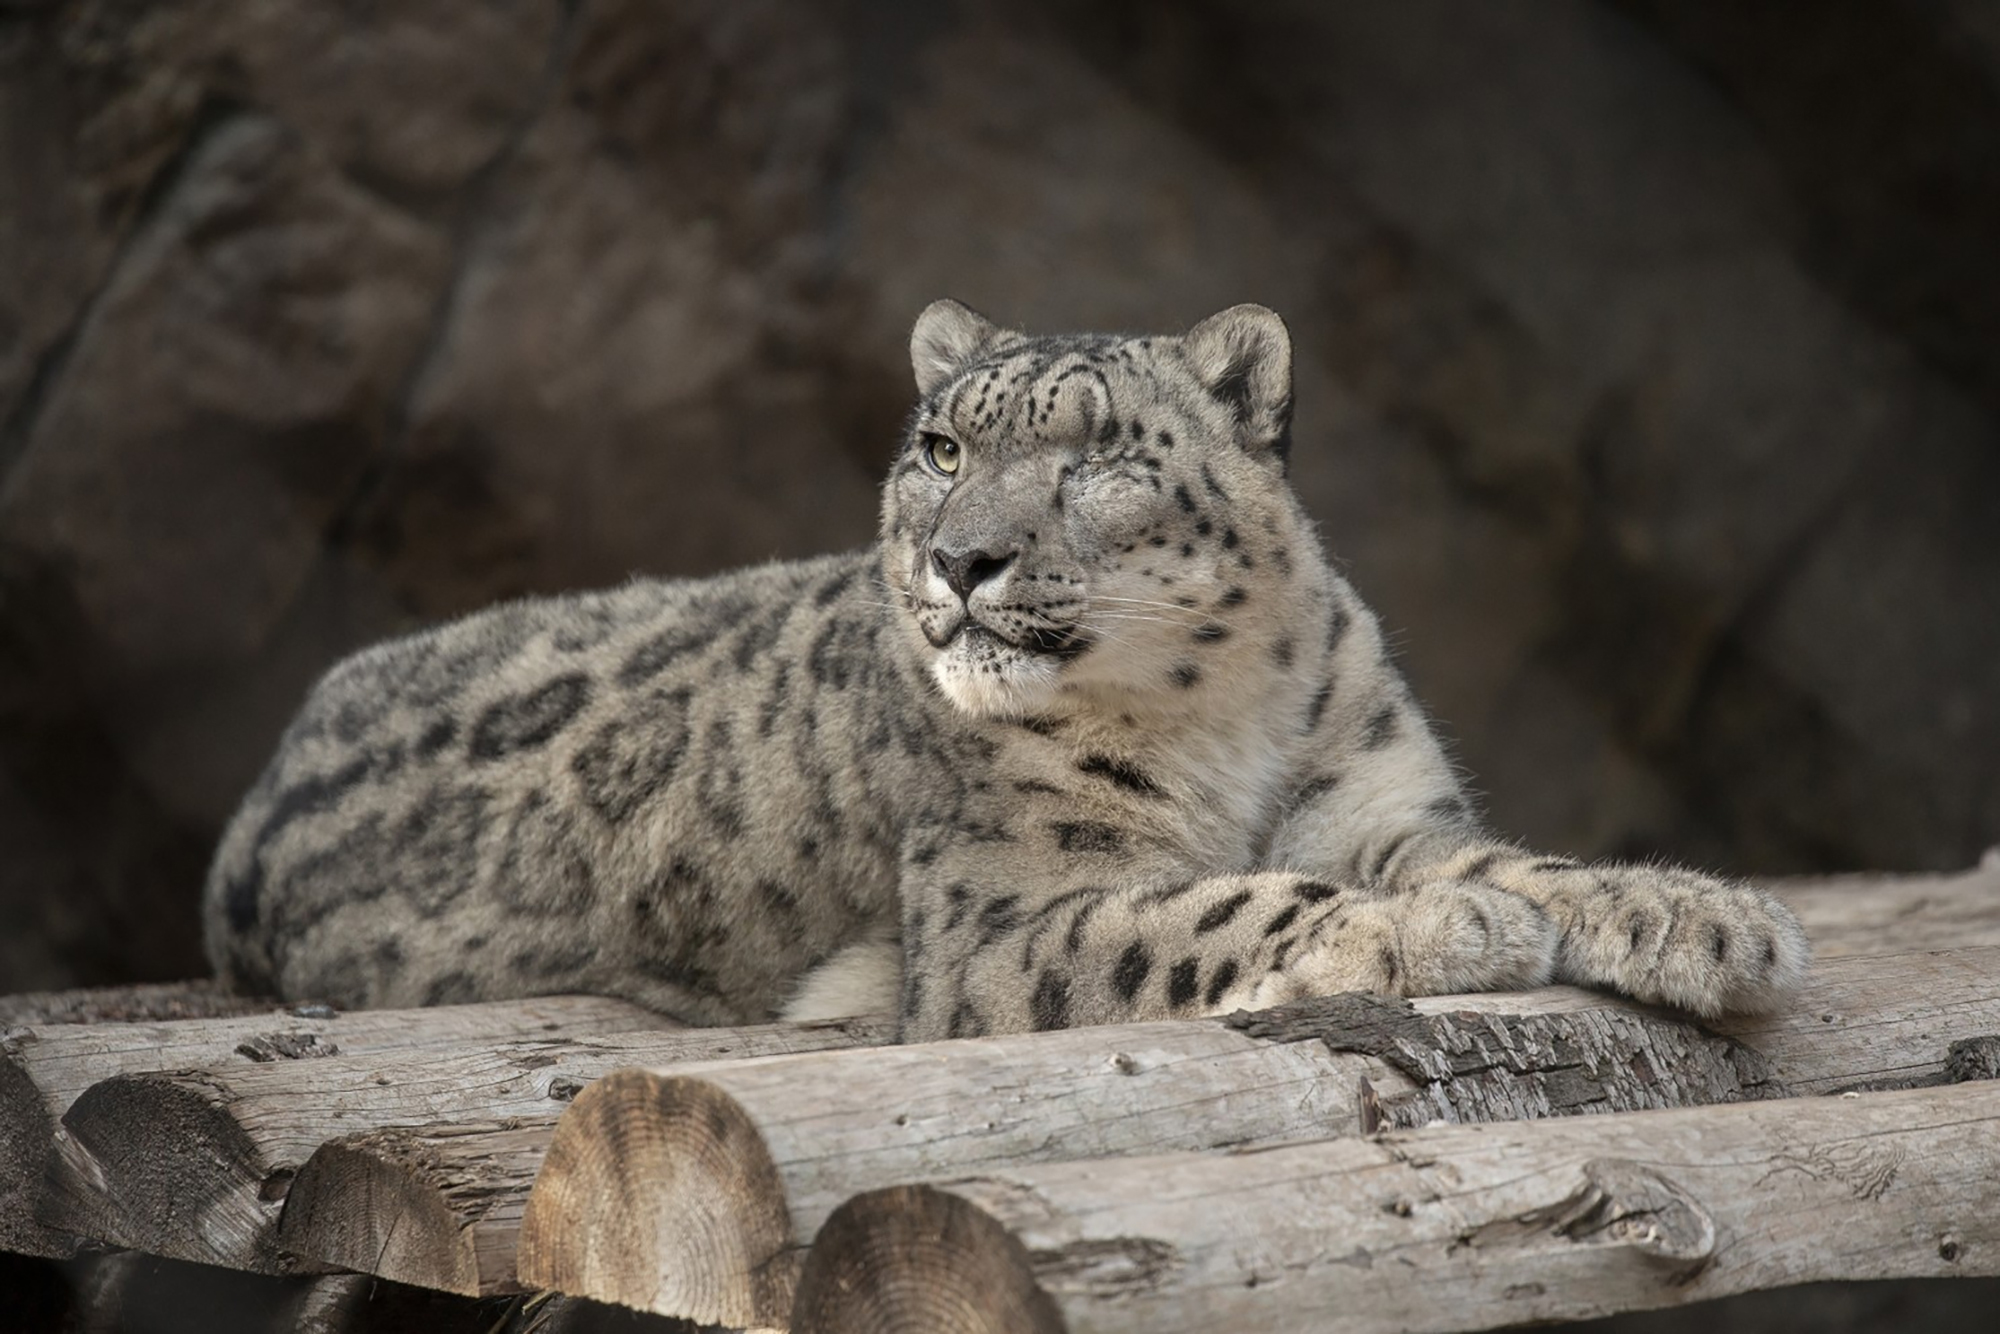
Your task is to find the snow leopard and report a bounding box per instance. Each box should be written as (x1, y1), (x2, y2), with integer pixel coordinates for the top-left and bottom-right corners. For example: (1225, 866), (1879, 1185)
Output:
(203, 300), (1810, 1040)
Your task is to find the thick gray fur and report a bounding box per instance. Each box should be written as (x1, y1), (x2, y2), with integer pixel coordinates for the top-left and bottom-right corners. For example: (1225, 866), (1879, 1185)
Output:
(204, 301), (1810, 1039)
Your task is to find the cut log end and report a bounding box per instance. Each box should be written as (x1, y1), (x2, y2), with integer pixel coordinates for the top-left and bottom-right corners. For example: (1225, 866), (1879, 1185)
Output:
(46, 1070), (282, 1269)
(516, 1069), (794, 1327)
(278, 1130), (486, 1296)
(792, 1185), (1066, 1334)
(0, 1053), (67, 1256)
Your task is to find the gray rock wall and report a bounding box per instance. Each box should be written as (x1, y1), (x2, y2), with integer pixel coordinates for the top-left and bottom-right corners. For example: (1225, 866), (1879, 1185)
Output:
(3, 0), (1997, 991)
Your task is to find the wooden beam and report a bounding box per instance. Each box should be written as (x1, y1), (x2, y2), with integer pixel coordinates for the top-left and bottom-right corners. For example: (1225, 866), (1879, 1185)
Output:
(791, 1081), (2000, 1334)
(38, 1014), (892, 1271)
(512, 945), (2000, 1325)
(1, 994), (673, 1258)
(1773, 853), (2000, 957)
(0, 980), (277, 1028)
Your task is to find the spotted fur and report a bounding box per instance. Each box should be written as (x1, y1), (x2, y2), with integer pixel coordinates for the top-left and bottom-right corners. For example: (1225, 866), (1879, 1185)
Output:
(203, 301), (1810, 1035)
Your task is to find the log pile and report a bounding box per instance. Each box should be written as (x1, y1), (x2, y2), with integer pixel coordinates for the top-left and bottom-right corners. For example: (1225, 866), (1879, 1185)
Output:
(4, 861), (1999, 1332)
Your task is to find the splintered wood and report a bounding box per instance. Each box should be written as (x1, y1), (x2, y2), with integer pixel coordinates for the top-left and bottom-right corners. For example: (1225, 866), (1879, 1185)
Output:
(2, 860), (1998, 1333)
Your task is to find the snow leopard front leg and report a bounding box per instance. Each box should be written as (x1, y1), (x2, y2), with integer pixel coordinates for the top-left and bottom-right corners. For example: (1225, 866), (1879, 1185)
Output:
(1261, 593), (1812, 1018)
(893, 809), (1557, 1042)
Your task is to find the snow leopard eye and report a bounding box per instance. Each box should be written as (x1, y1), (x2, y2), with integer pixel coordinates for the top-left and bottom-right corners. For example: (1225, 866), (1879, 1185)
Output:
(923, 434), (962, 475)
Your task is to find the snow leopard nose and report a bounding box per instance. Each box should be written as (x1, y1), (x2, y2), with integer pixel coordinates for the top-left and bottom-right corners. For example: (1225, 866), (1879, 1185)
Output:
(932, 546), (1016, 602)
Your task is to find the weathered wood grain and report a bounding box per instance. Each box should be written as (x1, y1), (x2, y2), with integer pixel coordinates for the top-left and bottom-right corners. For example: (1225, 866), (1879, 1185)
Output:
(512, 945), (2000, 1325)
(39, 1015), (892, 1271)
(1774, 853), (2000, 956)
(791, 1081), (2000, 1334)
(1, 994), (673, 1258)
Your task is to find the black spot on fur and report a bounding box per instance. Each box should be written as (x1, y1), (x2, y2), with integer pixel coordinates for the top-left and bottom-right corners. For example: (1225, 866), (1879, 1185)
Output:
(1167, 957), (1200, 1008)
(1370, 832), (1413, 884)
(808, 619), (870, 690)
(978, 895), (1021, 942)
(1362, 705), (1400, 750)
(1196, 890), (1253, 934)
(1204, 958), (1240, 1006)
(470, 674), (593, 761)
(1530, 857), (1580, 873)
(250, 754), (376, 865)
(693, 721), (747, 838)
(510, 943), (597, 980)
(1326, 606), (1351, 652)
(571, 687), (692, 824)
(423, 973), (480, 1006)
(1014, 778), (1065, 795)
(1304, 682), (1333, 731)
(1171, 663), (1201, 689)
(415, 718), (459, 759)
(1200, 464), (1229, 500)
(1271, 637), (1295, 668)
(1052, 821), (1125, 854)
(1461, 851), (1502, 881)
(1222, 527), (1240, 549)
(1379, 948), (1400, 989)
(493, 790), (595, 916)
(1173, 483), (1198, 513)
(1761, 935), (1779, 968)
(1193, 622), (1230, 643)
(619, 619), (733, 686)
(1287, 776), (1339, 814)
(222, 865), (264, 935)
(1220, 585), (1247, 607)
(947, 1001), (984, 1039)
(732, 602), (792, 671)
(1076, 755), (1163, 797)
(1112, 941), (1152, 1002)
(1627, 914), (1656, 952)
(813, 567), (857, 607)
(1137, 879), (1198, 907)
(1031, 970), (1072, 1031)
(1295, 881), (1340, 903)
(1711, 927), (1730, 962)
(1264, 903), (1300, 936)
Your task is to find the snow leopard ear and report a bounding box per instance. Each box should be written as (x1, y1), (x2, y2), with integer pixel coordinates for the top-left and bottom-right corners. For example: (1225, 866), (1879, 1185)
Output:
(911, 299), (1003, 397)
(1181, 304), (1294, 462)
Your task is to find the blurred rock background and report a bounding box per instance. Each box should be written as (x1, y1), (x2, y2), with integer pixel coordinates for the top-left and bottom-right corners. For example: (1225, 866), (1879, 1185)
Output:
(3, 0), (1998, 998)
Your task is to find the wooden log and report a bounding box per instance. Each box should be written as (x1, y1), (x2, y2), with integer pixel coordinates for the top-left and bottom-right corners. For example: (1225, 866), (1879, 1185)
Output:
(54, 1249), (713, 1333)
(39, 1014), (891, 1273)
(277, 1117), (557, 1297)
(1773, 851), (2000, 956)
(0, 980), (278, 1028)
(0, 993), (674, 1258)
(791, 1080), (2000, 1334)
(512, 945), (2000, 1326)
